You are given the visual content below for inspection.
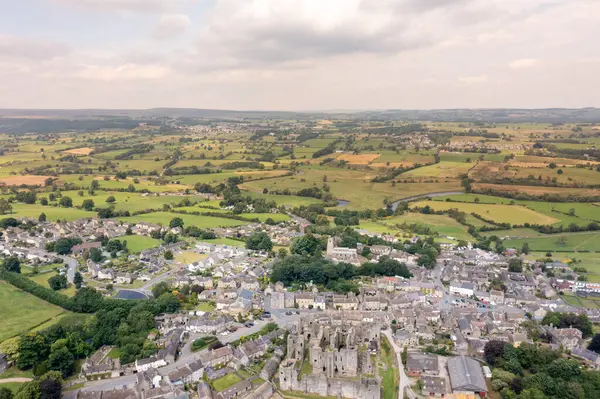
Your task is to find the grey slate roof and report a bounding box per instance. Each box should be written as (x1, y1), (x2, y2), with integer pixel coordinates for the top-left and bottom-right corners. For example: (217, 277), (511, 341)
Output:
(447, 356), (487, 393)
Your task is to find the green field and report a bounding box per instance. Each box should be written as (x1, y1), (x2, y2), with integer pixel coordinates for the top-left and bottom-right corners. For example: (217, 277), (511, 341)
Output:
(56, 191), (208, 213)
(402, 161), (473, 178)
(118, 212), (250, 228)
(0, 281), (65, 342)
(240, 167), (462, 209)
(504, 232), (600, 252)
(434, 194), (600, 226)
(380, 336), (399, 399)
(120, 235), (162, 253)
(412, 199), (559, 226)
(27, 272), (77, 297)
(7, 203), (95, 221)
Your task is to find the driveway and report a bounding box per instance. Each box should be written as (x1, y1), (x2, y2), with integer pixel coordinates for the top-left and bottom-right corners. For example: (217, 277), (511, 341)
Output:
(62, 256), (78, 283)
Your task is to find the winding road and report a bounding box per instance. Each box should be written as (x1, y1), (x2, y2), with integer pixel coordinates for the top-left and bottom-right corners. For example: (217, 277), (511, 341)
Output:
(390, 191), (464, 211)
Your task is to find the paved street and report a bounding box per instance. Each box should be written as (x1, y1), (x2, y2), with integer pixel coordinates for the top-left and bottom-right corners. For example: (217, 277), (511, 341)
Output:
(62, 256), (78, 283)
(78, 311), (303, 394)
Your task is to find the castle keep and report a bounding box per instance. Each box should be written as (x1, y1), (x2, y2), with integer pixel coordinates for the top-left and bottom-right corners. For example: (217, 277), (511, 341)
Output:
(279, 314), (381, 399)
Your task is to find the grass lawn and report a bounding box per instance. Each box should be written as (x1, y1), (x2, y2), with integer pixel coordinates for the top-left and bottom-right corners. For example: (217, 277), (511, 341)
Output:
(196, 302), (216, 312)
(120, 235), (162, 253)
(0, 382), (25, 393)
(175, 252), (207, 264)
(525, 251), (600, 283)
(380, 336), (399, 399)
(212, 373), (243, 392)
(31, 313), (91, 332)
(402, 161), (473, 179)
(118, 212), (250, 228)
(0, 281), (64, 342)
(107, 347), (122, 359)
(27, 272), (77, 297)
(242, 192), (323, 207)
(0, 367), (33, 380)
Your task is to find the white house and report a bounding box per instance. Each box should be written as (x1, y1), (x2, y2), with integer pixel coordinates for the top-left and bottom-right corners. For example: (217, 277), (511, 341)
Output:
(450, 281), (475, 297)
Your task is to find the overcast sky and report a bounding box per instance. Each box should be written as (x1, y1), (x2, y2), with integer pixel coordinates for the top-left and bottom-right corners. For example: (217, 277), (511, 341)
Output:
(1, 0), (599, 110)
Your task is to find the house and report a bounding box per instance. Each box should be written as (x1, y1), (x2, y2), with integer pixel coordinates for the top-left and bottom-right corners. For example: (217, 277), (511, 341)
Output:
(135, 356), (167, 373)
(406, 353), (439, 376)
(198, 347), (233, 368)
(72, 242), (102, 256)
(167, 359), (204, 385)
(215, 379), (252, 399)
(450, 281), (475, 297)
(447, 356), (487, 396)
(115, 272), (134, 284)
(421, 376), (448, 397)
(548, 327), (582, 350)
(571, 347), (600, 368)
(295, 292), (315, 309)
(97, 269), (114, 281)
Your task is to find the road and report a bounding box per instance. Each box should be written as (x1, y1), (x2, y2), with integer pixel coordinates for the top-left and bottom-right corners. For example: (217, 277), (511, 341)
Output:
(62, 256), (78, 283)
(79, 311), (304, 393)
(382, 330), (415, 399)
(390, 191), (464, 211)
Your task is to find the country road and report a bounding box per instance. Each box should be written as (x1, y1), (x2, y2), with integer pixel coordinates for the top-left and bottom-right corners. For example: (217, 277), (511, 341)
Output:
(62, 256), (78, 283)
(0, 378), (33, 383)
(382, 330), (415, 399)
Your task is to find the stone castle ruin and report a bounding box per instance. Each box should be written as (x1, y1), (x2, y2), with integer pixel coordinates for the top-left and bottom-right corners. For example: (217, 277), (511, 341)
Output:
(279, 314), (381, 399)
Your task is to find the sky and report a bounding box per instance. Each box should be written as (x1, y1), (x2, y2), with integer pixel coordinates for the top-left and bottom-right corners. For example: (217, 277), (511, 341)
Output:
(1, 0), (599, 110)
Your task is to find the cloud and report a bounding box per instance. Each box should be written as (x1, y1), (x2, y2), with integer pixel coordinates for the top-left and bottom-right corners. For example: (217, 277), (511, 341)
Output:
(0, 35), (69, 60)
(153, 14), (192, 39)
(458, 75), (488, 84)
(54, 0), (194, 13)
(74, 63), (170, 81)
(509, 58), (539, 69)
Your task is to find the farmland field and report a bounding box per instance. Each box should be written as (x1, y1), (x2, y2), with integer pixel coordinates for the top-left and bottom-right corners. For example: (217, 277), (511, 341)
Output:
(402, 161), (474, 178)
(504, 231), (600, 252)
(8, 203), (96, 221)
(410, 200), (558, 225)
(0, 281), (65, 342)
(118, 212), (250, 228)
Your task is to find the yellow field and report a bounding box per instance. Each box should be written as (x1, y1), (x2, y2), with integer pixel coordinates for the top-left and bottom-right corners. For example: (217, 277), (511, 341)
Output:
(335, 153), (380, 165)
(473, 183), (600, 198)
(63, 147), (94, 155)
(0, 175), (48, 186)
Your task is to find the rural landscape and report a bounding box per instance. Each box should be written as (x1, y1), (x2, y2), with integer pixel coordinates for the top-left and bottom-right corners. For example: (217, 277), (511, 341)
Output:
(1, 108), (600, 399)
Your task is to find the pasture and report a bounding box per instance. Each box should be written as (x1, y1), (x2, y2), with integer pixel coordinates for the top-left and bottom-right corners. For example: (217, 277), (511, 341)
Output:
(8, 203), (95, 221)
(118, 212), (250, 228)
(410, 200), (558, 225)
(504, 231), (600, 252)
(401, 161), (473, 179)
(0, 281), (64, 342)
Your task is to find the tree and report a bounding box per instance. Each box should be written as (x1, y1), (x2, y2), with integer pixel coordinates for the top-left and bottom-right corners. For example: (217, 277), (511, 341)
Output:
(290, 234), (323, 256)
(106, 196), (116, 203)
(2, 256), (21, 273)
(245, 232), (273, 251)
(48, 275), (68, 291)
(0, 387), (13, 399)
(90, 180), (100, 190)
(508, 258), (523, 273)
(521, 242), (530, 255)
(0, 218), (19, 228)
(47, 347), (74, 377)
(163, 233), (179, 244)
(0, 337), (20, 362)
(164, 250), (174, 260)
(88, 247), (102, 263)
(152, 281), (170, 299)
(484, 340), (506, 366)
(39, 213), (47, 222)
(17, 333), (49, 370)
(278, 248), (288, 258)
(169, 217), (184, 228)
(0, 199), (12, 215)
(58, 196), (72, 208)
(557, 169), (564, 175)
(73, 271), (83, 289)
(127, 184), (135, 193)
(519, 388), (547, 399)
(39, 197), (48, 206)
(39, 377), (62, 399)
(82, 199), (95, 211)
